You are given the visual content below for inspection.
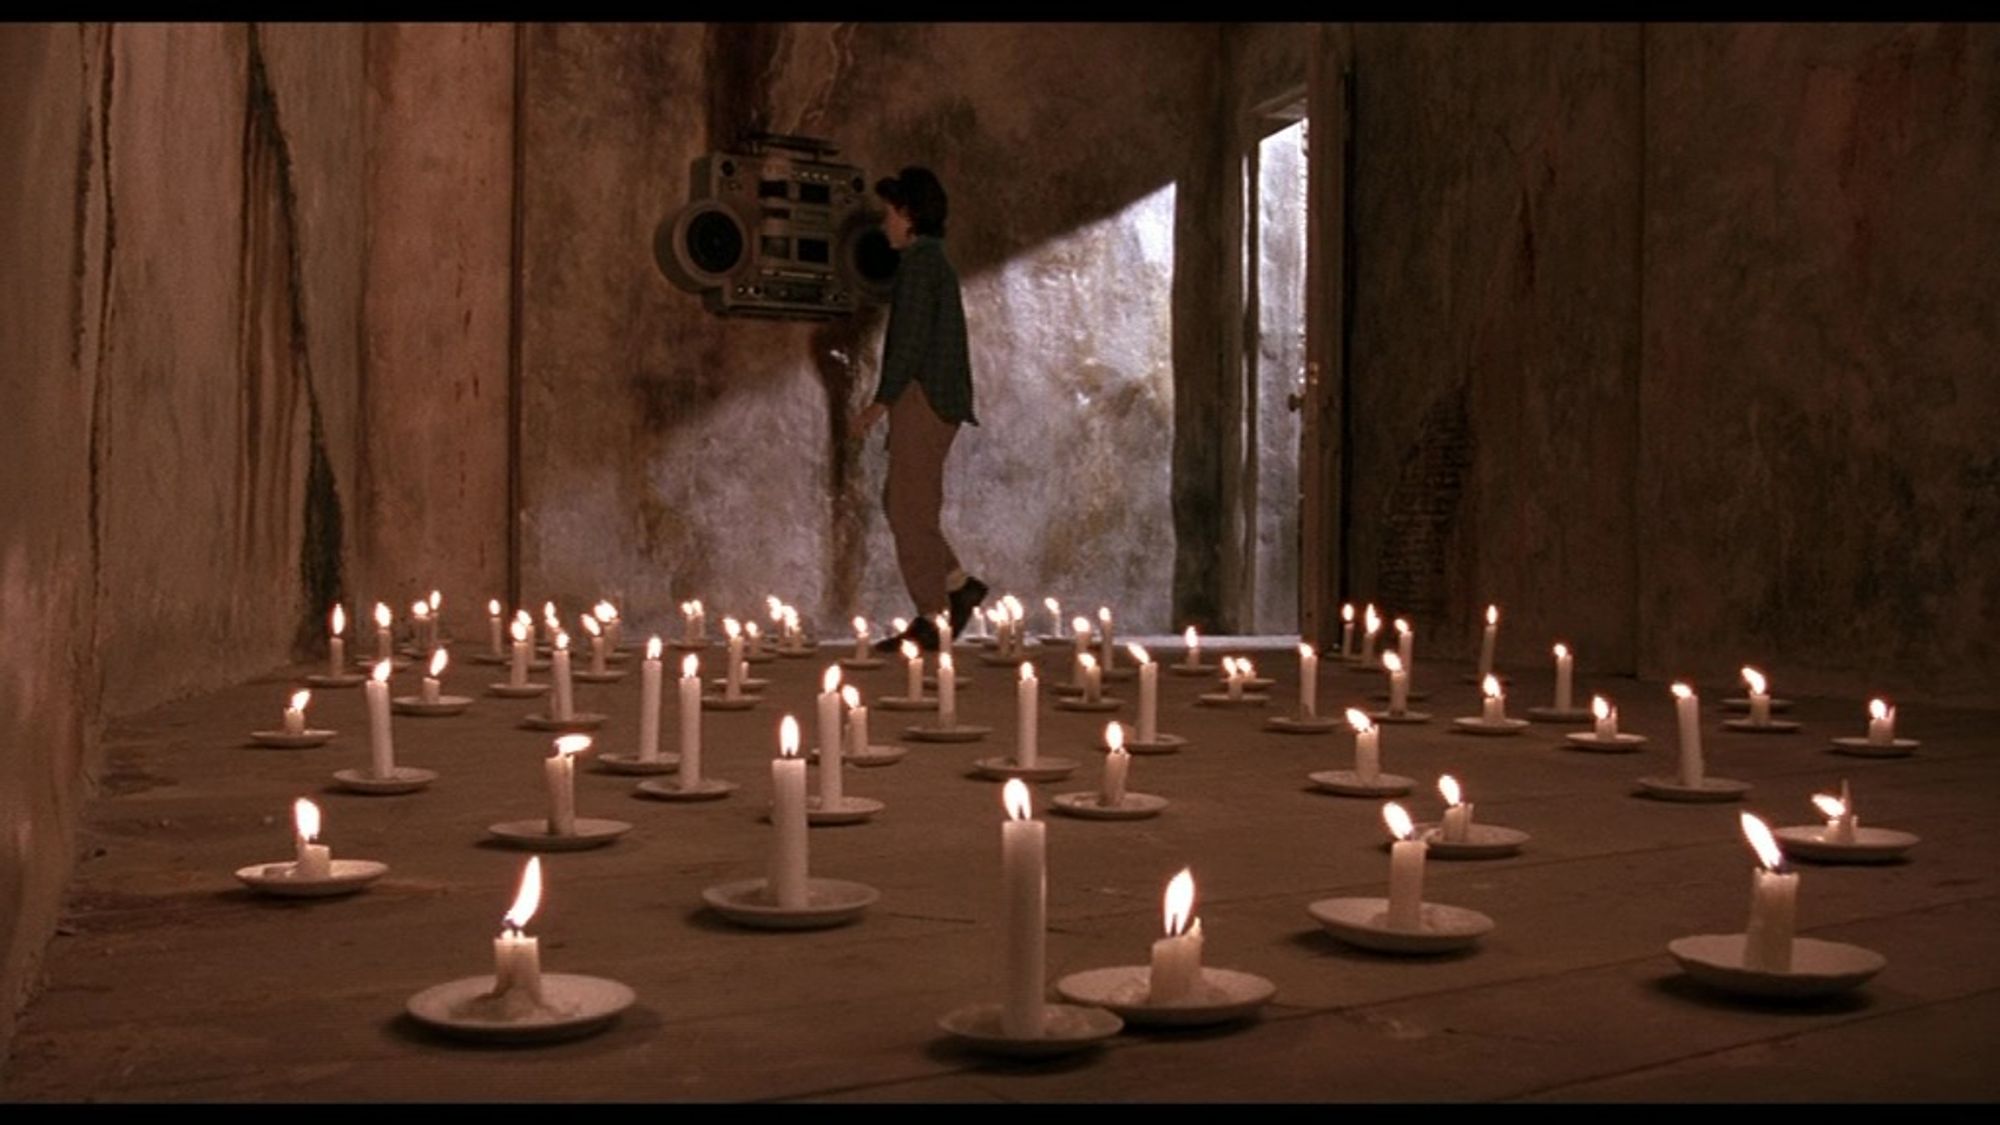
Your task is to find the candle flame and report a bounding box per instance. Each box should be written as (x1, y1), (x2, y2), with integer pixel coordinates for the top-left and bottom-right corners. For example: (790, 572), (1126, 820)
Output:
(1219, 656), (1235, 677)
(681, 654), (698, 678)
(1383, 801), (1415, 841)
(1382, 651), (1403, 673)
(892, 617), (908, 634)
(374, 602), (391, 628)
(940, 652), (955, 672)
(724, 617), (741, 638)
(1592, 695), (1611, 721)
(1162, 868), (1196, 937)
(1098, 606), (1112, 624)
(504, 857), (542, 932)
(766, 594), (783, 618)
(1345, 707), (1373, 734)
(1044, 597), (1060, 614)
(411, 599), (428, 619)
(841, 685), (859, 708)
(288, 689), (311, 712)
(784, 607), (799, 629)
(1394, 617), (1410, 637)
(515, 609), (533, 626)
(745, 622), (761, 639)
(1869, 698), (1889, 721)
(690, 599), (703, 614)
(1298, 642), (1313, 659)
(1342, 603), (1354, 623)
(1185, 625), (1198, 646)
(1740, 812), (1785, 871)
(1072, 615), (1092, 636)
(1020, 662), (1036, 683)
(1482, 674), (1502, 700)
(594, 600), (616, 621)
(1364, 605), (1381, 633)
(1741, 666), (1767, 695)
(428, 648), (448, 678)
(1553, 642), (1568, 659)
(1079, 652), (1098, 671)
(1486, 604), (1499, 625)
(371, 661), (391, 684)
(294, 797), (320, 842)
(646, 636), (663, 661)
(1105, 721), (1125, 753)
(489, 598), (502, 616)
(853, 616), (869, 636)
(1439, 774), (1462, 807)
(554, 733), (592, 758)
(429, 590), (441, 611)
(1671, 682), (1694, 700)
(901, 640), (919, 661)
(779, 715), (800, 758)
(554, 631), (570, 652)
(1003, 778), (1032, 821)
(330, 604), (346, 634)
(581, 614), (601, 637)
(510, 619), (528, 643)
(543, 601), (558, 624)
(1128, 643), (1151, 665)
(1239, 659), (1257, 678)
(1811, 793), (1847, 820)
(822, 666), (842, 693)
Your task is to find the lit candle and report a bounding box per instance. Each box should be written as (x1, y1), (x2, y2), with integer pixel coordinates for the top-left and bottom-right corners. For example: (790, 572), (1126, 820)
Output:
(410, 599), (430, 656)
(842, 685), (867, 758)
(365, 661), (395, 778)
(1592, 694), (1618, 740)
(1383, 651), (1409, 715)
(550, 632), (574, 720)
(1339, 603), (1355, 659)
(1383, 801), (1427, 930)
(639, 636), (663, 762)
(1298, 642), (1319, 718)
(902, 640), (923, 700)
(724, 618), (744, 699)
(491, 857), (545, 1006)
(1347, 708), (1380, 781)
(818, 666), (844, 805)
(327, 604), (348, 676)
(1070, 615), (1092, 689)
(745, 621), (764, 660)
(1002, 596), (1025, 657)
(283, 688), (310, 735)
(582, 614), (607, 676)
(374, 602), (394, 663)
(1553, 643), (1574, 712)
(1481, 674), (1506, 723)
(1394, 617), (1413, 670)
(1080, 652), (1102, 704)
(1097, 606), (1115, 670)
(1478, 604), (1499, 681)
(544, 734), (590, 836)
(769, 716), (809, 909)
(1017, 663), (1039, 767)
(1813, 782), (1858, 845)
(292, 797), (331, 880)
(1672, 682), (1703, 786)
(1740, 812), (1798, 972)
(487, 599), (504, 656)
(1867, 698), (1896, 745)
(1742, 666), (1772, 726)
(1100, 722), (1129, 807)
(1148, 868), (1204, 1004)
(939, 652), (958, 729)
(678, 655), (703, 786)
(427, 590), (442, 651)
(508, 619), (531, 687)
(852, 616), (871, 661)
(421, 648), (447, 704)
(681, 600), (702, 646)
(1044, 597), (1063, 638)
(541, 601), (559, 650)
(595, 600), (620, 652)
(1223, 657), (1244, 701)
(1439, 774), (1473, 843)
(1129, 643), (1158, 742)
(937, 612), (954, 655)
(1359, 605), (1382, 667)
(1183, 625), (1201, 669)
(1000, 780), (1046, 1038)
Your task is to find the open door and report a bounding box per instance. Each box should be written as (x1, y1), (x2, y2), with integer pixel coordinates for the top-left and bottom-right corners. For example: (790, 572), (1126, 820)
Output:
(1297, 24), (1352, 649)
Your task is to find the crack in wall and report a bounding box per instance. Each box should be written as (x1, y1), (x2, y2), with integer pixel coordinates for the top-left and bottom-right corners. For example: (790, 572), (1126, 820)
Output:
(85, 23), (115, 685)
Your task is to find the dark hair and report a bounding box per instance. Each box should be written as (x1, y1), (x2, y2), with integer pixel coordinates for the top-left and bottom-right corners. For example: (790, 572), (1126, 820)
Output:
(874, 165), (948, 237)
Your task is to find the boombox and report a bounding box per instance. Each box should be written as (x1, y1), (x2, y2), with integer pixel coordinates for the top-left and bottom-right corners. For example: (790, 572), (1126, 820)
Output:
(654, 133), (899, 319)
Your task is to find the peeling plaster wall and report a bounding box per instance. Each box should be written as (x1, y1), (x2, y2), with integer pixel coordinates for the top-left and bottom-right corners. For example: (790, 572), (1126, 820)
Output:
(518, 23), (1219, 635)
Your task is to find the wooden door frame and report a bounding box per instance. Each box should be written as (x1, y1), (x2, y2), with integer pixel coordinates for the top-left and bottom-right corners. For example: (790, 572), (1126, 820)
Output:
(1300, 24), (1352, 649)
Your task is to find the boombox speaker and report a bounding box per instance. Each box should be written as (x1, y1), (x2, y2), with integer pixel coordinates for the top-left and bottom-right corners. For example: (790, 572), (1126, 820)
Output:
(654, 133), (898, 319)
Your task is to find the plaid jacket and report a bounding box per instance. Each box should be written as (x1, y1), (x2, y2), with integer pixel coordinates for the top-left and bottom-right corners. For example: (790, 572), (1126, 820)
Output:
(873, 236), (978, 425)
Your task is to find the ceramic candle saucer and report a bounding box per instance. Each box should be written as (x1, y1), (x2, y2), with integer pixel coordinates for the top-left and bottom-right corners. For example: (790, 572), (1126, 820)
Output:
(1223, 676), (1277, 692)
(486, 817), (631, 851)
(468, 651), (511, 665)
(248, 729), (337, 749)
(1050, 791), (1167, 820)
(635, 777), (737, 801)
(1307, 897), (1494, 954)
(331, 766), (437, 795)
(304, 672), (367, 688)
(773, 645), (819, 659)
(1723, 697), (1795, 713)
(1526, 706), (1592, 724)
(593, 752), (679, 775)
(1196, 692), (1271, 707)
(1635, 775), (1752, 802)
(839, 656), (886, 670)
(1667, 934), (1885, 999)
(708, 677), (769, 693)
(701, 876), (879, 929)
(392, 695), (475, 717)
(1366, 709), (1433, 724)
(923, 675), (976, 691)
(1828, 736), (1920, 757)
(742, 651), (777, 665)
(1054, 966), (1275, 1027)
(698, 695), (758, 711)
(1722, 718), (1802, 734)
(521, 711), (608, 731)
(406, 973), (636, 1043)
(972, 756), (1079, 782)
(487, 682), (551, 698)
(1452, 716), (1531, 736)
(873, 695), (936, 711)
(937, 1002), (1123, 1058)
(1050, 682), (1090, 698)
(1267, 714), (1341, 734)
(809, 744), (907, 767)
(1099, 667), (1136, 683)
(1368, 689), (1434, 703)
(1308, 769), (1414, 797)
(1168, 662), (1218, 677)
(235, 858), (388, 897)
(1563, 731), (1648, 753)
(572, 669), (628, 684)
(1104, 733), (1186, 754)
(1054, 696), (1123, 712)
(1773, 825), (1919, 864)
(801, 795), (884, 825)
(1411, 822), (1530, 859)
(904, 723), (993, 743)
(1036, 633), (1075, 647)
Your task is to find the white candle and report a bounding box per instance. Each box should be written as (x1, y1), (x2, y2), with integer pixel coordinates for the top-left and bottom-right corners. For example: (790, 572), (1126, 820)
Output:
(818, 666), (844, 805)
(584, 616), (607, 675)
(541, 601), (559, 650)
(1384, 802), (1426, 930)
(852, 616), (871, 661)
(1439, 774), (1473, 843)
(544, 734), (589, 836)
(1866, 699), (1896, 745)
(745, 621), (764, 660)
(365, 661), (395, 779)
(937, 612), (954, 655)
(1394, 617), (1413, 670)
(939, 653), (958, 729)
(492, 857), (545, 1005)
(1097, 607), (1115, 670)
(374, 602), (393, 663)
(282, 689), (310, 735)
(1481, 674), (1505, 723)
(681, 600), (700, 646)
(551, 633), (574, 720)
(842, 685), (867, 757)
(421, 648), (446, 704)
(411, 599), (432, 656)
(1592, 695), (1618, 740)
(678, 655), (703, 787)
(1070, 615), (1092, 688)
(1224, 657), (1244, 701)
(487, 599), (504, 656)
(1080, 653), (1101, 704)
(1347, 709), (1380, 782)
(1339, 603), (1355, 658)
(769, 717), (809, 909)
(639, 637), (663, 762)
(1130, 644), (1158, 742)
(1184, 625), (1201, 669)
(1359, 605), (1381, 667)
(596, 600), (620, 652)
(1384, 651), (1409, 715)
(426, 590), (441, 651)
(1148, 868), (1204, 1004)
(327, 605), (347, 676)
(1672, 682), (1703, 786)
(1017, 663), (1039, 767)
(508, 619), (530, 686)
(1553, 643), (1574, 711)
(1044, 597), (1063, 638)
(1298, 642), (1319, 718)
(1478, 604), (1498, 681)
(1740, 812), (1798, 972)
(1100, 723), (1129, 807)
(1813, 782), (1859, 845)
(1000, 780), (1046, 1038)
(1742, 666), (1771, 726)
(724, 619), (744, 698)
(292, 797), (332, 880)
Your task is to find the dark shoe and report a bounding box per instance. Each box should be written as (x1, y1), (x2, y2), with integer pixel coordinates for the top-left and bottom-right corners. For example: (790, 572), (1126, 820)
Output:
(906, 616), (942, 653)
(947, 576), (989, 637)
(872, 628), (905, 655)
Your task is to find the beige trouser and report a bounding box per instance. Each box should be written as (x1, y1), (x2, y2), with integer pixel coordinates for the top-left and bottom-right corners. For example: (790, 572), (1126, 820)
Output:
(884, 382), (962, 617)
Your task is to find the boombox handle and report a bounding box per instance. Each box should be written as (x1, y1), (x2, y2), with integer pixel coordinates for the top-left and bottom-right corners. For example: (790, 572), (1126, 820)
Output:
(741, 131), (841, 160)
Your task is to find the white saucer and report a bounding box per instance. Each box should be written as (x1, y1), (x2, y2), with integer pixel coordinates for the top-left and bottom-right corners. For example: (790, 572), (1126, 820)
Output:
(487, 817), (632, 851)
(487, 682), (551, 698)
(937, 1002), (1123, 1058)
(406, 973), (636, 1043)
(874, 696), (936, 711)
(1308, 769), (1414, 797)
(1774, 825), (1919, 864)
(972, 756), (1079, 782)
(1099, 733), (1185, 754)
(1266, 715), (1340, 734)
(904, 724), (992, 742)
(573, 670), (628, 684)
(1099, 667), (1136, 683)
(1053, 965), (1275, 1027)
(235, 858), (388, 897)
(1527, 706), (1593, 724)
(708, 677), (769, 693)
(699, 696), (758, 711)
(1563, 731), (1648, 753)
(1307, 896), (1495, 954)
(331, 766), (437, 795)
(1723, 718), (1802, 734)
(1050, 791), (1167, 820)
(1828, 736), (1920, 757)
(1367, 710), (1433, 724)
(803, 795), (884, 825)
(1636, 775), (1752, 802)
(1368, 689), (1434, 703)
(392, 695), (474, 717)
(1196, 693), (1271, 707)
(1668, 934), (1885, 999)
(1413, 822), (1530, 859)
(701, 876), (879, 929)
(1723, 697), (1795, 713)
(248, 729), (337, 749)
(839, 656), (886, 671)
(923, 676), (976, 691)
(521, 711), (608, 731)
(1452, 717), (1531, 736)
(1054, 697), (1123, 712)
(635, 777), (737, 801)
(1224, 677), (1277, 692)
(1168, 662), (1218, 677)
(304, 672), (367, 688)
(468, 652), (510, 665)
(593, 752), (679, 776)
(809, 744), (907, 767)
